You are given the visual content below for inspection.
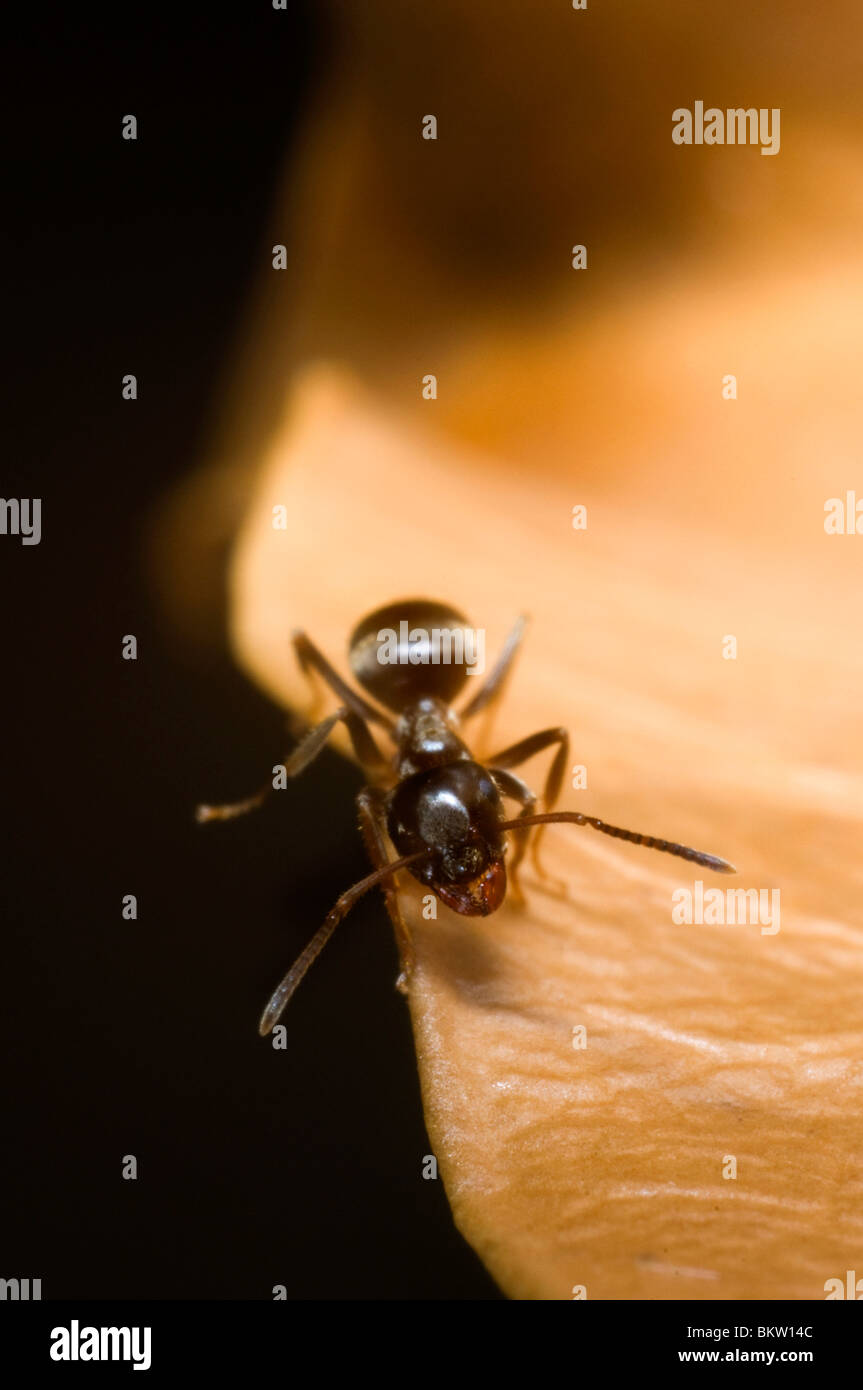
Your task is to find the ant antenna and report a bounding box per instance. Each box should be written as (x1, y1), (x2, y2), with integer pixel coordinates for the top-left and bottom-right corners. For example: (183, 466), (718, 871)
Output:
(258, 850), (428, 1036)
(497, 811), (736, 874)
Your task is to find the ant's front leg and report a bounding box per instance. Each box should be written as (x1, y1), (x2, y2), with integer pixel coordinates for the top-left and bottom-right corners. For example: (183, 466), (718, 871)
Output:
(196, 706), (386, 823)
(488, 726), (570, 893)
(357, 787), (416, 994)
(489, 769), (536, 907)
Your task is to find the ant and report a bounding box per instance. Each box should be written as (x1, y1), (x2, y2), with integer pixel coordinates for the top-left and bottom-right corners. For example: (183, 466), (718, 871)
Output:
(196, 599), (735, 1036)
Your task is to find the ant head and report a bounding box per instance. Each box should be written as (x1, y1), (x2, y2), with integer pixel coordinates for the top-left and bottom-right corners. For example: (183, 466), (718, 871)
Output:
(386, 760), (507, 916)
(348, 598), (480, 712)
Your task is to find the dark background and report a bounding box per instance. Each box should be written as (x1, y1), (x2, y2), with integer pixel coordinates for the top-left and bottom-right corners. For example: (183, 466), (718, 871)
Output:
(2, 6), (500, 1298)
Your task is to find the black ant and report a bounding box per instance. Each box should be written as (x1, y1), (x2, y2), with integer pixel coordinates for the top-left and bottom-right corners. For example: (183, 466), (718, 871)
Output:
(196, 599), (735, 1035)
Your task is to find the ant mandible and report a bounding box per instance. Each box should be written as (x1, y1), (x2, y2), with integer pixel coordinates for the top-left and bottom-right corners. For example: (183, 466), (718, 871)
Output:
(196, 599), (735, 1036)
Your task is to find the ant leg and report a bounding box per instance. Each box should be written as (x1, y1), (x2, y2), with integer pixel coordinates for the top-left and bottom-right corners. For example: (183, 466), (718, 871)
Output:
(357, 787), (416, 994)
(257, 848), (427, 1034)
(459, 615), (528, 721)
(488, 727), (570, 892)
(196, 705), (386, 823)
(199, 627), (393, 825)
(489, 769), (537, 906)
(292, 631), (394, 734)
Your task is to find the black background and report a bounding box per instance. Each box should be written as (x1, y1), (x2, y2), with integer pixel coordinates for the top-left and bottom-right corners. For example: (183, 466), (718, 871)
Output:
(2, 6), (500, 1299)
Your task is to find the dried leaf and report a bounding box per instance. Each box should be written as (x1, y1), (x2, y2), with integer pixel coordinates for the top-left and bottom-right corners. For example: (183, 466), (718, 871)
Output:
(227, 364), (863, 1300)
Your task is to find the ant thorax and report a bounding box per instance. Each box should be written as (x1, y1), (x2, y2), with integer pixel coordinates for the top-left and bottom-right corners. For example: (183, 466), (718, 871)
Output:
(394, 696), (470, 778)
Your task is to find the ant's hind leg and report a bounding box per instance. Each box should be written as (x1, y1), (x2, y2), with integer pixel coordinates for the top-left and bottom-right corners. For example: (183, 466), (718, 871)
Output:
(459, 615), (528, 722)
(292, 631), (393, 733)
(357, 787), (416, 994)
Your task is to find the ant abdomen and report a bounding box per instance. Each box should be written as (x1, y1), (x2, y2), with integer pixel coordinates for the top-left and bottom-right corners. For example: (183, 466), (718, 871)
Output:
(348, 598), (477, 709)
